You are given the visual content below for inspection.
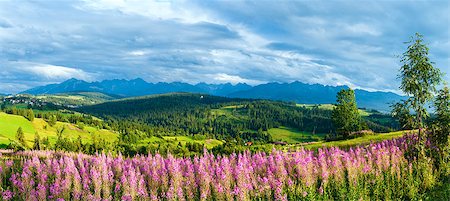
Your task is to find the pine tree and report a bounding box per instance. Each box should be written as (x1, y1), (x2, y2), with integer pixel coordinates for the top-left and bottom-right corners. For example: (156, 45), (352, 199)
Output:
(16, 127), (26, 147)
(26, 109), (34, 122)
(48, 115), (57, 127)
(33, 132), (41, 150)
(332, 89), (362, 138)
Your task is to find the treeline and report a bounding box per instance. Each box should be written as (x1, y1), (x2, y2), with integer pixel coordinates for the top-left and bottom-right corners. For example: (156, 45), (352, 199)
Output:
(78, 94), (335, 142)
(80, 93), (397, 144)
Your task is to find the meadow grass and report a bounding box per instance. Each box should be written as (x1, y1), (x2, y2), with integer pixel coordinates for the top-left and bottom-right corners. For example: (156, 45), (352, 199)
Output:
(268, 126), (325, 143)
(137, 135), (223, 149)
(163, 136), (223, 149)
(300, 130), (408, 150)
(0, 112), (36, 145)
(296, 103), (372, 116)
(0, 112), (118, 147)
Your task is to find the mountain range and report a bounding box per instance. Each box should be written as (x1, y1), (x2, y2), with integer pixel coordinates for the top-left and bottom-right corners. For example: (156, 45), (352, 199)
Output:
(21, 78), (405, 112)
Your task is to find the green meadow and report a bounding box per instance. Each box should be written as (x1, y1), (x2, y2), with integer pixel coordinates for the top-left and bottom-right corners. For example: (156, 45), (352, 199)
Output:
(268, 126), (326, 143)
(0, 112), (223, 149)
(300, 130), (408, 150)
(0, 112), (118, 147)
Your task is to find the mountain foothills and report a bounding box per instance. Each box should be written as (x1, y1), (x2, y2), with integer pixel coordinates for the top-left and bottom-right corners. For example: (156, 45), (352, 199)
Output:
(21, 78), (405, 111)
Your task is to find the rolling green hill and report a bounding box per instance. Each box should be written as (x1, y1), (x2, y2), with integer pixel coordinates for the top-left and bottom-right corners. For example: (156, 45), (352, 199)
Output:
(36, 92), (121, 106)
(0, 112), (118, 147)
(0, 112), (223, 150)
(300, 130), (410, 150)
(268, 126), (326, 143)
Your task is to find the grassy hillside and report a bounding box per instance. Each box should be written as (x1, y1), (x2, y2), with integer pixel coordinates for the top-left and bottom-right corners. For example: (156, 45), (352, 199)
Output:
(300, 130), (409, 150)
(268, 126), (326, 143)
(296, 103), (374, 116)
(36, 92), (120, 106)
(0, 112), (118, 147)
(138, 136), (223, 149)
(0, 113), (36, 144)
(0, 112), (224, 149)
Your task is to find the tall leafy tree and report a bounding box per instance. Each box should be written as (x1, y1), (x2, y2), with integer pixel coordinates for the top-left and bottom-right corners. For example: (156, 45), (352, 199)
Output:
(397, 33), (442, 138)
(332, 89), (362, 138)
(391, 100), (414, 129)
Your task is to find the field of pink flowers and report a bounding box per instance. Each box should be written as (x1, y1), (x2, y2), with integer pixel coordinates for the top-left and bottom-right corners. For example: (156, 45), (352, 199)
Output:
(0, 135), (438, 200)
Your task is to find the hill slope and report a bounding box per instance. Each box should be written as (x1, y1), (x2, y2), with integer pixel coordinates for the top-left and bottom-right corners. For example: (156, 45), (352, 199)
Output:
(0, 112), (118, 147)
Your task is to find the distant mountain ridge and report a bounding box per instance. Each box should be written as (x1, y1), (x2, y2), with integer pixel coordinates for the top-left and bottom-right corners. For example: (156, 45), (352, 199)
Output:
(22, 78), (252, 97)
(21, 78), (405, 112)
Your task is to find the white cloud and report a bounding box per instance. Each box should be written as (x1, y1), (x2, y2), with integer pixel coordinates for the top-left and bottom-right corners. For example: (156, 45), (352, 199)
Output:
(128, 50), (148, 56)
(343, 23), (381, 36)
(79, 0), (209, 23)
(21, 63), (94, 81)
(211, 73), (262, 85)
(0, 0), (447, 94)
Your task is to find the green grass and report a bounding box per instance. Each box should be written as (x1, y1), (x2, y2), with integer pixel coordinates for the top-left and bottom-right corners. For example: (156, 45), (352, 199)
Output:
(300, 130), (408, 150)
(268, 126), (325, 143)
(1, 112), (223, 149)
(164, 136), (223, 149)
(296, 104), (373, 116)
(296, 103), (335, 110)
(137, 136), (223, 149)
(0, 112), (36, 145)
(0, 112), (118, 147)
(34, 92), (118, 106)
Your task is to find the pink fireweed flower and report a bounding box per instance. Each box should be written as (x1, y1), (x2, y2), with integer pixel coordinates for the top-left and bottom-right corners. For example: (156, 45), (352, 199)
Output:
(2, 190), (13, 200)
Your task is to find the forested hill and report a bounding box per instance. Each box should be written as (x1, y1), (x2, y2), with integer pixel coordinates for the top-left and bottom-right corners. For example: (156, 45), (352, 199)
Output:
(21, 78), (405, 112)
(78, 93), (398, 142)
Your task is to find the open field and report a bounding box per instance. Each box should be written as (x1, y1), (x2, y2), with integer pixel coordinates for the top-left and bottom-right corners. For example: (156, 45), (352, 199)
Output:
(296, 103), (373, 116)
(0, 112), (36, 145)
(138, 136), (223, 149)
(268, 126), (326, 143)
(0, 112), (118, 147)
(0, 112), (223, 149)
(300, 130), (409, 150)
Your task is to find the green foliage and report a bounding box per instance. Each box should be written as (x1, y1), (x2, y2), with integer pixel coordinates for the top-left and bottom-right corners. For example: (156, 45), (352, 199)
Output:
(398, 33), (442, 136)
(33, 132), (41, 150)
(332, 89), (363, 138)
(15, 127), (26, 147)
(26, 109), (34, 121)
(391, 100), (414, 129)
(428, 86), (450, 169)
(431, 86), (450, 146)
(79, 94), (337, 143)
(47, 115), (57, 127)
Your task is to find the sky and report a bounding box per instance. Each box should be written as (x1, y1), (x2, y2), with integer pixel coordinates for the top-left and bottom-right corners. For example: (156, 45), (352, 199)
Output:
(0, 0), (449, 94)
